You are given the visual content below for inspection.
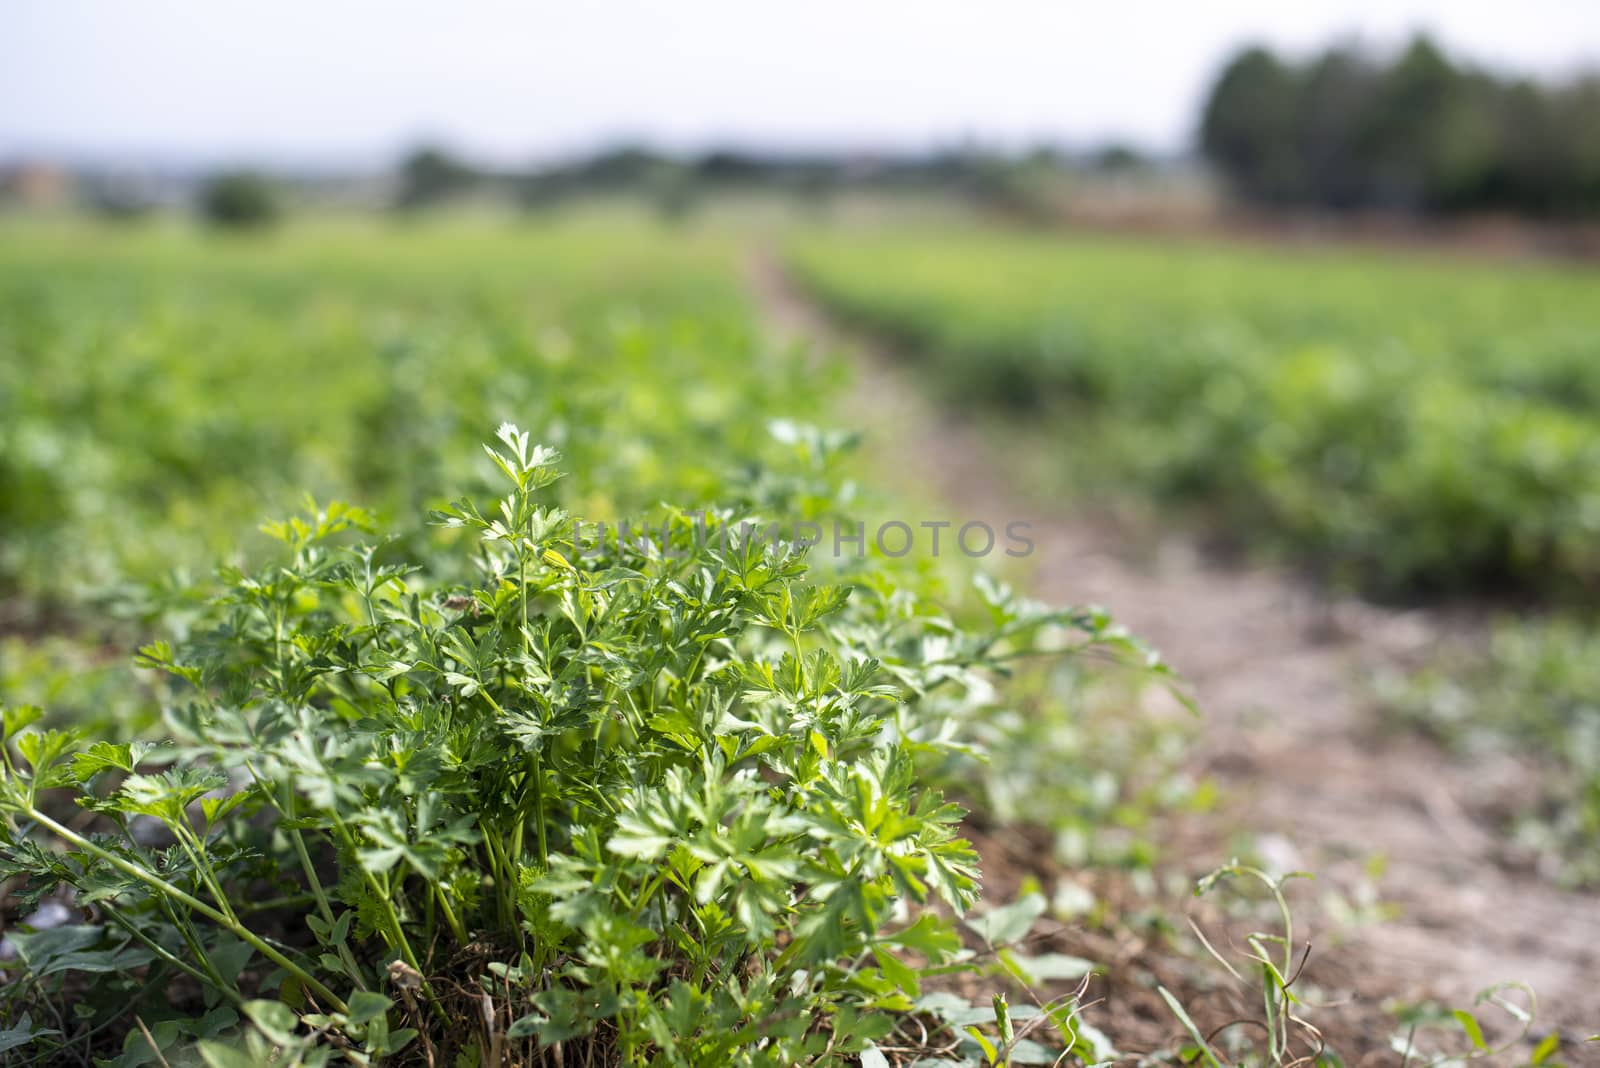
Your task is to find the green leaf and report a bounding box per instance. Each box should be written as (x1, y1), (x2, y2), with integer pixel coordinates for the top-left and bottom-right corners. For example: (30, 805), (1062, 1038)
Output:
(243, 1000), (299, 1045)
(0, 1015), (58, 1055)
(1, 705), (43, 738)
(193, 1006), (240, 1040)
(1004, 1039), (1056, 1065)
(14, 729), (79, 780)
(197, 1039), (261, 1068)
(918, 992), (998, 1029)
(871, 946), (921, 998)
(347, 990), (392, 1026)
(7, 925), (152, 978)
(1008, 952), (1097, 982)
(71, 742), (135, 781)
(200, 791), (251, 825)
(1158, 986), (1226, 1068)
(1529, 1033), (1560, 1064)
(794, 583), (853, 629)
(508, 989), (596, 1047)
(104, 1019), (182, 1068)
(964, 1025), (999, 1065)
(885, 912), (963, 961)
(193, 940), (250, 1000)
(965, 893), (1046, 947)
(1453, 1009), (1489, 1052)
(134, 642), (202, 687)
(381, 1028), (418, 1055)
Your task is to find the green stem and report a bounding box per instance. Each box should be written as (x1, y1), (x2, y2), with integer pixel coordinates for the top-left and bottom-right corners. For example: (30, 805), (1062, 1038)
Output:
(479, 817), (519, 936)
(278, 783), (369, 990)
(237, 892), (320, 913)
(520, 513), (531, 653)
(21, 804), (348, 1014)
(479, 689), (549, 872)
(273, 602), (287, 693)
(169, 823), (240, 927)
(156, 896), (237, 996)
(325, 812), (449, 1025)
(102, 901), (241, 1005)
(516, 492), (550, 874)
(528, 752), (549, 870)
(435, 884), (469, 946)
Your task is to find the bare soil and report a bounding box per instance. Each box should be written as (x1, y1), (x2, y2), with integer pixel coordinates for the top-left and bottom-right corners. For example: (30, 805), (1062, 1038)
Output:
(748, 251), (1600, 1061)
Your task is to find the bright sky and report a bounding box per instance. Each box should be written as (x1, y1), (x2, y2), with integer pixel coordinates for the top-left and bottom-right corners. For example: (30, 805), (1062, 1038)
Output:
(4, 0), (1597, 167)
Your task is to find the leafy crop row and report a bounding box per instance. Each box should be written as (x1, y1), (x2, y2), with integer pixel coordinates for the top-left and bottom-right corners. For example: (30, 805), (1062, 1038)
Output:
(0, 220), (812, 606)
(0, 218), (1189, 1064)
(1, 418), (1168, 1064)
(787, 228), (1600, 596)
(0, 219), (834, 736)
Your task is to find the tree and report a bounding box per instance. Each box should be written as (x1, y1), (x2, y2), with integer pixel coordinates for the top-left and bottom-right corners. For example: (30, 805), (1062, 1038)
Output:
(198, 171), (281, 229)
(394, 146), (478, 211)
(1199, 45), (1303, 203)
(1559, 78), (1600, 213)
(1354, 35), (1494, 210)
(1295, 45), (1379, 208)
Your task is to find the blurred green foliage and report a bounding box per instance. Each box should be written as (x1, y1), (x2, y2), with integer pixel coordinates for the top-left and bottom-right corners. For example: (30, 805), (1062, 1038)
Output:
(0, 216), (1182, 857)
(0, 214), (842, 743)
(787, 226), (1600, 596)
(0, 217), (823, 604)
(393, 145), (481, 211)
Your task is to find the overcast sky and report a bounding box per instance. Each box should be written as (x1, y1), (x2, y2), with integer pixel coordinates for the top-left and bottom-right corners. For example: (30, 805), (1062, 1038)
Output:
(4, 0), (1598, 168)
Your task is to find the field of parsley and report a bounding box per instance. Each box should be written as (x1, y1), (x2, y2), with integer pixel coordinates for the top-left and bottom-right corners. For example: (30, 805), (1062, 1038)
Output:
(3, 211), (1595, 1065)
(0, 216), (1202, 1067)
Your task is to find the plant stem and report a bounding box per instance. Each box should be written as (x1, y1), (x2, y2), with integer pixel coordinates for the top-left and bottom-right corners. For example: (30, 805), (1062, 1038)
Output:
(277, 782), (370, 989)
(479, 688), (549, 872)
(157, 896), (234, 994)
(435, 883), (469, 946)
(325, 810), (450, 1025)
(102, 902), (242, 1007)
(20, 803), (348, 1014)
(169, 822), (240, 927)
(528, 751), (549, 869)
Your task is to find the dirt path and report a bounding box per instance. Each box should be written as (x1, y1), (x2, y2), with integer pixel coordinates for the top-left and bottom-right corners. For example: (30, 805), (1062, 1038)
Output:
(747, 251), (1600, 1055)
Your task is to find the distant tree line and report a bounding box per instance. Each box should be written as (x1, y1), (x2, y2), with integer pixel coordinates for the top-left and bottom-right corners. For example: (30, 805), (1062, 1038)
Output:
(1199, 36), (1600, 217)
(23, 142), (1147, 229)
(388, 142), (1154, 220)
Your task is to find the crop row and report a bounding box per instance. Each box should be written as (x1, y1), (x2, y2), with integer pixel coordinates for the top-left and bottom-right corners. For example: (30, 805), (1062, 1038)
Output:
(0, 217), (1177, 1064)
(787, 228), (1600, 596)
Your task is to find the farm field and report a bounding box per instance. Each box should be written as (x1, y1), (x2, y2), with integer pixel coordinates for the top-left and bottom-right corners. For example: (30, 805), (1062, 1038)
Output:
(0, 216), (855, 741)
(0, 215), (1199, 1067)
(788, 226), (1600, 598)
(787, 224), (1600, 888)
(0, 217), (804, 602)
(1, 211), (1596, 1065)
